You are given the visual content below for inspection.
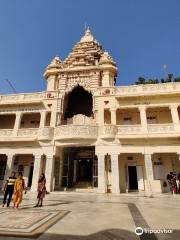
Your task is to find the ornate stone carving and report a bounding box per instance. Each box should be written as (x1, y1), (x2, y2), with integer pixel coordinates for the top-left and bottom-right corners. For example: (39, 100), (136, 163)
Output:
(67, 114), (95, 125)
(99, 125), (117, 137)
(0, 129), (13, 136)
(55, 125), (98, 139)
(147, 124), (174, 133)
(117, 125), (142, 134)
(17, 128), (38, 136)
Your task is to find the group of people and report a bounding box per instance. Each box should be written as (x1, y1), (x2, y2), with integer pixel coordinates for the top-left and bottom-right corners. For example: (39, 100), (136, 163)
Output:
(166, 172), (180, 194)
(2, 171), (46, 208)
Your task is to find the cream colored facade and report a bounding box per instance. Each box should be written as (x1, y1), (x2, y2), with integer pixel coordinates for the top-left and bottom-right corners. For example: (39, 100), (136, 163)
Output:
(0, 28), (180, 195)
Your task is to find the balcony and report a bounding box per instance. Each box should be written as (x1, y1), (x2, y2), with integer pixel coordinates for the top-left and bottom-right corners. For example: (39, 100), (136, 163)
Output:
(0, 127), (54, 141)
(97, 82), (180, 97)
(0, 91), (59, 105)
(116, 123), (179, 138)
(117, 125), (142, 136)
(54, 125), (98, 140)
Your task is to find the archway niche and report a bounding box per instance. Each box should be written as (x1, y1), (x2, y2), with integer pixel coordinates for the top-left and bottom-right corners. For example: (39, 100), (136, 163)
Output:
(63, 85), (93, 121)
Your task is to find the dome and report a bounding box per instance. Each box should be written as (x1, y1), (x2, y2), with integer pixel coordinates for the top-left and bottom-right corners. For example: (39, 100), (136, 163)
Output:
(46, 56), (63, 70)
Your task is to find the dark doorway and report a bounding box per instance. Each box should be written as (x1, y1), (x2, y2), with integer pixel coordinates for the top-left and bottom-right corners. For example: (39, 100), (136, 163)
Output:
(63, 86), (93, 120)
(76, 159), (92, 182)
(62, 147), (95, 189)
(28, 166), (33, 187)
(128, 166), (138, 190)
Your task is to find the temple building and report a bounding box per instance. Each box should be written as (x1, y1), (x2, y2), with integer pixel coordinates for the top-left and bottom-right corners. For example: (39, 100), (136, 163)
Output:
(0, 28), (180, 195)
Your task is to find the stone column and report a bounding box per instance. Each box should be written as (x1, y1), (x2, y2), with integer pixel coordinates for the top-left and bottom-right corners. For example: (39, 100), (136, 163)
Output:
(45, 155), (55, 192)
(111, 154), (120, 193)
(110, 108), (117, 125)
(4, 154), (15, 180)
(139, 106), (147, 131)
(31, 155), (42, 192)
(144, 154), (154, 196)
(14, 112), (22, 136)
(97, 154), (106, 193)
(169, 104), (179, 125)
(40, 111), (47, 128)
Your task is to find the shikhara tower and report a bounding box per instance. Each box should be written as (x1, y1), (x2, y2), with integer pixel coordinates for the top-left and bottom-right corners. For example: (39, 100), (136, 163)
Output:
(0, 28), (179, 195)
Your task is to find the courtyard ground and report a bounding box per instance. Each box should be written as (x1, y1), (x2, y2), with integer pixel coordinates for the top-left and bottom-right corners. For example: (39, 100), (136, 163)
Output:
(0, 192), (179, 240)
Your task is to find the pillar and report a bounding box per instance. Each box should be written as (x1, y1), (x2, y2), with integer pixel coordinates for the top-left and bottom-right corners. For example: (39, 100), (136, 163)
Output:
(111, 154), (120, 193)
(4, 154), (15, 180)
(139, 106), (147, 131)
(14, 112), (22, 136)
(169, 105), (179, 125)
(110, 108), (117, 125)
(144, 154), (154, 196)
(40, 111), (47, 128)
(45, 155), (55, 192)
(31, 155), (42, 192)
(97, 154), (106, 193)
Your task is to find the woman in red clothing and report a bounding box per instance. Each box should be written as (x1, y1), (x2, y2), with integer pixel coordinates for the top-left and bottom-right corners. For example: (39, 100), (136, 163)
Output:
(34, 173), (46, 207)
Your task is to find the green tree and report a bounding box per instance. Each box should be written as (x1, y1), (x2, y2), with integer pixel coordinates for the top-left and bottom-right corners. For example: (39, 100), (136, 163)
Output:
(174, 77), (180, 82)
(135, 77), (146, 85)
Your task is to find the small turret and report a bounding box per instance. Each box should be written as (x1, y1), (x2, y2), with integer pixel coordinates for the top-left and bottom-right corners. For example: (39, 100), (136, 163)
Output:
(99, 52), (117, 87)
(44, 56), (63, 91)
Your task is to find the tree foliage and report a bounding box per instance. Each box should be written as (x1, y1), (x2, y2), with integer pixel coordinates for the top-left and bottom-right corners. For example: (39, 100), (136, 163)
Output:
(135, 74), (180, 85)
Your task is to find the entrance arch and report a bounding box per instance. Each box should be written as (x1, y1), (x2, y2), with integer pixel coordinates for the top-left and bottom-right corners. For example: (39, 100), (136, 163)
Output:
(63, 85), (93, 120)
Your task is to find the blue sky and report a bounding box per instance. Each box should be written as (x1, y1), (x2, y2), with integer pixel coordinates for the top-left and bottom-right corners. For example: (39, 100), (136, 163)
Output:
(0, 0), (180, 94)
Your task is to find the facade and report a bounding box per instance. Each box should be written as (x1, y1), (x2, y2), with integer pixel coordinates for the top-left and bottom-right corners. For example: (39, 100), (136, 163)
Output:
(0, 28), (180, 195)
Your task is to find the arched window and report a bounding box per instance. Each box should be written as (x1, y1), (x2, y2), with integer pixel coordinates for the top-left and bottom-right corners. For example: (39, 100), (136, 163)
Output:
(63, 85), (93, 120)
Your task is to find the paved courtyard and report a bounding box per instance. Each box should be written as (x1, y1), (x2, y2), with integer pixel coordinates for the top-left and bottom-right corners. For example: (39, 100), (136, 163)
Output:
(0, 192), (179, 240)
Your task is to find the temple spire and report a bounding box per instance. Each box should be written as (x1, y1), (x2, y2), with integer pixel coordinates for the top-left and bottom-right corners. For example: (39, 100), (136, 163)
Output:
(80, 27), (94, 43)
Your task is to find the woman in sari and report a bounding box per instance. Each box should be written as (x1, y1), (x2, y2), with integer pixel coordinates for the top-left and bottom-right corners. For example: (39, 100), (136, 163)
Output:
(13, 172), (26, 208)
(34, 173), (46, 207)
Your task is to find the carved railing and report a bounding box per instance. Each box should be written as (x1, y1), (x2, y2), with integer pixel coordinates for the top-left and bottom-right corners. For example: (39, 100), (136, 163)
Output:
(55, 125), (98, 139)
(147, 123), (175, 133)
(0, 129), (14, 136)
(17, 128), (39, 137)
(97, 82), (180, 97)
(0, 91), (59, 103)
(117, 125), (142, 135)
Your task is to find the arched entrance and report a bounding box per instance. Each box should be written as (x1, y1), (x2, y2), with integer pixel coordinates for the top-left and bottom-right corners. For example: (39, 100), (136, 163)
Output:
(63, 85), (93, 121)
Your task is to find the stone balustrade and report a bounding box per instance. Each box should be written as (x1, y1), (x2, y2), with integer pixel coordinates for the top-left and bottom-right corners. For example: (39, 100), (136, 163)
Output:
(17, 128), (39, 137)
(97, 82), (180, 97)
(0, 91), (59, 104)
(54, 125), (98, 140)
(147, 123), (175, 133)
(0, 129), (14, 137)
(0, 123), (179, 141)
(117, 125), (142, 135)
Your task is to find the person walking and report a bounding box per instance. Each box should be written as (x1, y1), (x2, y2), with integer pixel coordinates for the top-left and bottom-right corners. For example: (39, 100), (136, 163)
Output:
(34, 173), (46, 207)
(2, 171), (16, 207)
(13, 172), (26, 208)
(167, 172), (173, 194)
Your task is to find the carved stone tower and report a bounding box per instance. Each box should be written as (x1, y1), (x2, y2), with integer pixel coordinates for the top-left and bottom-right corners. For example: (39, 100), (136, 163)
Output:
(44, 28), (117, 93)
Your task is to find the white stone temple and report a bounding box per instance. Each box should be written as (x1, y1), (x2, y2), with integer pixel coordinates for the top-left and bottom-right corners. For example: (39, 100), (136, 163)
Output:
(0, 28), (180, 194)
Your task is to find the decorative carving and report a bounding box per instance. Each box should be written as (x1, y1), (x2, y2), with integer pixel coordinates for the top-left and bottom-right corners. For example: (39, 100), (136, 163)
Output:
(18, 128), (38, 136)
(67, 114), (95, 125)
(99, 125), (117, 136)
(55, 125), (98, 138)
(117, 125), (142, 134)
(147, 124), (174, 133)
(0, 129), (13, 136)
